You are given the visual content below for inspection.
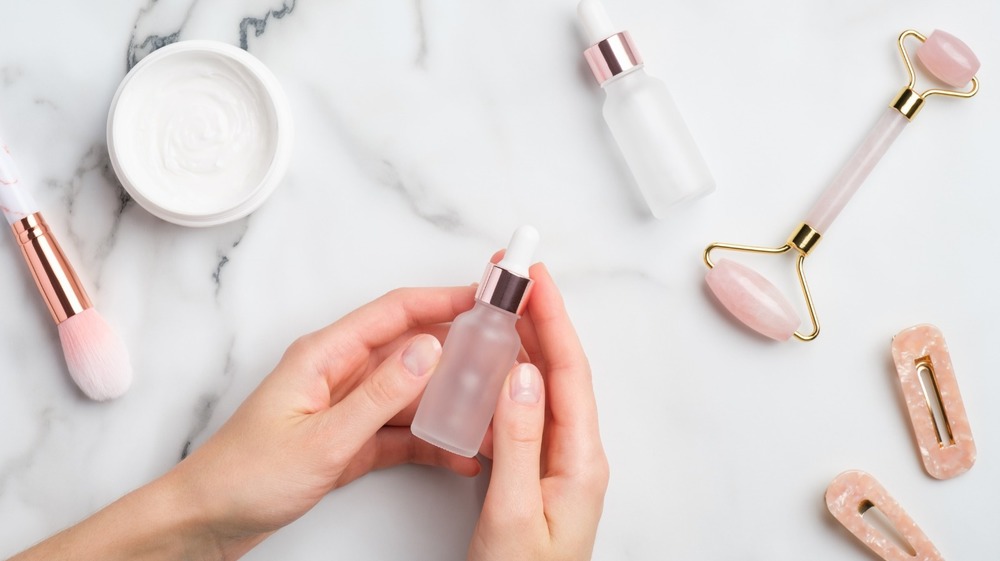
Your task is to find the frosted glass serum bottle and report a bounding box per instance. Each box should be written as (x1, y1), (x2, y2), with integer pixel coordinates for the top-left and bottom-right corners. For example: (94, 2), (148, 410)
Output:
(579, 0), (714, 218)
(411, 226), (538, 457)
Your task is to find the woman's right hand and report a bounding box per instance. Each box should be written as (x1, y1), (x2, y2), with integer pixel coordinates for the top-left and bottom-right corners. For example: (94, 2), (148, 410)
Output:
(468, 263), (609, 561)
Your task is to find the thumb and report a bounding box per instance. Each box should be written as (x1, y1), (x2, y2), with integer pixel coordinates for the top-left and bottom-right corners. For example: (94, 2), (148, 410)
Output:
(485, 363), (545, 517)
(321, 333), (442, 453)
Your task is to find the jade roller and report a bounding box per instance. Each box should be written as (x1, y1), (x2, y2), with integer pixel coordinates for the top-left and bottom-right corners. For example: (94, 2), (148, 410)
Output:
(703, 29), (980, 342)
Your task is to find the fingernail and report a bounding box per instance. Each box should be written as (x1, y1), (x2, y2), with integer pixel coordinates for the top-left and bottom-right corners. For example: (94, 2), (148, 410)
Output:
(402, 335), (442, 377)
(509, 364), (541, 404)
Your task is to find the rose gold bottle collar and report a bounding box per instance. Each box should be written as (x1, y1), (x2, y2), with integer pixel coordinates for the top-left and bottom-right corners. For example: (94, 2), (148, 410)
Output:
(583, 31), (644, 85)
(475, 264), (533, 316)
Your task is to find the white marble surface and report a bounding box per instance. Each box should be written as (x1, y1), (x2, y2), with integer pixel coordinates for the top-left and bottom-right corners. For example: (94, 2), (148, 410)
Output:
(1, 0), (998, 559)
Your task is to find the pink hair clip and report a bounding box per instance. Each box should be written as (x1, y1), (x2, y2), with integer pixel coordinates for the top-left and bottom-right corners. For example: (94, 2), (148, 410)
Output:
(703, 30), (980, 342)
(892, 324), (976, 479)
(826, 470), (944, 561)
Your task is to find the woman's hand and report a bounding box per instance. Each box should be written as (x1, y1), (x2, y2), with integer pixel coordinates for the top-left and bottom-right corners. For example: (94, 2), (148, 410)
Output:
(13, 286), (482, 561)
(11, 265), (608, 561)
(174, 286), (484, 555)
(468, 263), (609, 561)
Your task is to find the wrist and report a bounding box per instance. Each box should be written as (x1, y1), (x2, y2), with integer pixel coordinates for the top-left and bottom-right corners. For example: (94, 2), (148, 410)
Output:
(10, 470), (228, 561)
(139, 471), (230, 560)
(157, 463), (269, 561)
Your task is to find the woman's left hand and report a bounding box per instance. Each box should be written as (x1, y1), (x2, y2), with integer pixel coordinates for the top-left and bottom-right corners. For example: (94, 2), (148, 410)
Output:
(177, 286), (483, 555)
(12, 286), (481, 561)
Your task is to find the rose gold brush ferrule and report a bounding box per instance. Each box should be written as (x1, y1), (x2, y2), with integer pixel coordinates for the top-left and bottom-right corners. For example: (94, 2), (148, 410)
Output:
(13, 212), (92, 324)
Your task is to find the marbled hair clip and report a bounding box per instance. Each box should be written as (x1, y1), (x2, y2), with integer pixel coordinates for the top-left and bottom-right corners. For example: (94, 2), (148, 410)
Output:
(702, 29), (980, 342)
(826, 470), (943, 561)
(892, 324), (976, 479)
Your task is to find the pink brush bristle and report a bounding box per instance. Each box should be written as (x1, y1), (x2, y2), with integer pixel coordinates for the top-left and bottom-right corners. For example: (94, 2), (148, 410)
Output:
(916, 30), (980, 88)
(57, 308), (132, 401)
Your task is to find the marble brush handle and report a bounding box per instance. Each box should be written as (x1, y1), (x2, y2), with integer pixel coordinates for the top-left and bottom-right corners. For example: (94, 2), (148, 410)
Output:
(0, 142), (41, 225)
(803, 107), (910, 233)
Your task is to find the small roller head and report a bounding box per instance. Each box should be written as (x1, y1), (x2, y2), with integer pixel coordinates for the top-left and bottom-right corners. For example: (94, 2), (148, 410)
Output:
(916, 30), (980, 87)
(705, 259), (800, 341)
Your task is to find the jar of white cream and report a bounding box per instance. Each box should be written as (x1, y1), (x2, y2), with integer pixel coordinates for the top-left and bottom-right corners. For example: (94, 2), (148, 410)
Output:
(107, 40), (292, 227)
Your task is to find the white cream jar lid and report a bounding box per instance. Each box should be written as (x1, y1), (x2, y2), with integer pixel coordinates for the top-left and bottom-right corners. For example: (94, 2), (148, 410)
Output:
(107, 40), (292, 227)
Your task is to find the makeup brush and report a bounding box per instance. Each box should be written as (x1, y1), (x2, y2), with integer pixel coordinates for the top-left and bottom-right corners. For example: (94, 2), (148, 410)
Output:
(703, 29), (980, 342)
(0, 140), (132, 400)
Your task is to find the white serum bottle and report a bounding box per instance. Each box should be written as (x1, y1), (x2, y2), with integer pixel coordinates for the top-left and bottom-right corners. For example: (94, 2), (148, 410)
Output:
(412, 226), (539, 458)
(579, 0), (715, 218)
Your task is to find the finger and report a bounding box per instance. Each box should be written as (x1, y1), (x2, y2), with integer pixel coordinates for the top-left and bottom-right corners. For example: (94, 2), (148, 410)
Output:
(368, 324), (452, 371)
(320, 333), (443, 454)
(515, 308), (544, 372)
(478, 422), (495, 459)
(333, 324), (451, 407)
(388, 356), (524, 428)
(305, 286), (475, 377)
(526, 264), (603, 468)
(386, 354), (525, 428)
(526, 263), (587, 373)
(489, 249), (505, 264)
(386, 399), (422, 427)
(483, 364), (545, 520)
(336, 427), (481, 487)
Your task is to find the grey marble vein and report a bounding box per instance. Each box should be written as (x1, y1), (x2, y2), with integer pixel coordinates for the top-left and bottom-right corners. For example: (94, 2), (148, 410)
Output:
(127, 29), (180, 70)
(1, 66), (23, 87)
(307, 88), (491, 240)
(31, 98), (57, 110)
(126, 0), (200, 70)
(46, 145), (122, 287)
(414, 0), (428, 68)
(239, 0), (296, 50)
(0, 408), (53, 495)
(24, 142), (136, 298)
(377, 158), (464, 232)
(57, 144), (106, 217)
(97, 152), (134, 240)
(562, 266), (668, 291)
(179, 395), (215, 460)
(212, 256), (230, 288)
(211, 222), (249, 295)
(179, 342), (236, 461)
(114, 180), (132, 216)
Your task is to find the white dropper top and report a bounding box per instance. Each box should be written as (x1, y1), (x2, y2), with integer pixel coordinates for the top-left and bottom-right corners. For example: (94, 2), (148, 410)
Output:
(578, 0), (619, 45)
(497, 225), (540, 278)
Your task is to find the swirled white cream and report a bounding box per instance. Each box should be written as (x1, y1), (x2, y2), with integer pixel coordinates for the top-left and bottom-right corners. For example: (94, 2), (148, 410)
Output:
(111, 48), (277, 216)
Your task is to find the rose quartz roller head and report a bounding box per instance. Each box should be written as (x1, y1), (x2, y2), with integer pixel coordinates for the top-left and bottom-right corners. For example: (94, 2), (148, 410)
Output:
(704, 29), (980, 342)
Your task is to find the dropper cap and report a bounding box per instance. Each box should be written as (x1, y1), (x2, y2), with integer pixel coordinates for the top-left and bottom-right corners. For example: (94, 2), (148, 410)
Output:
(578, 0), (643, 85)
(578, 0), (618, 44)
(476, 226), (539, 315)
